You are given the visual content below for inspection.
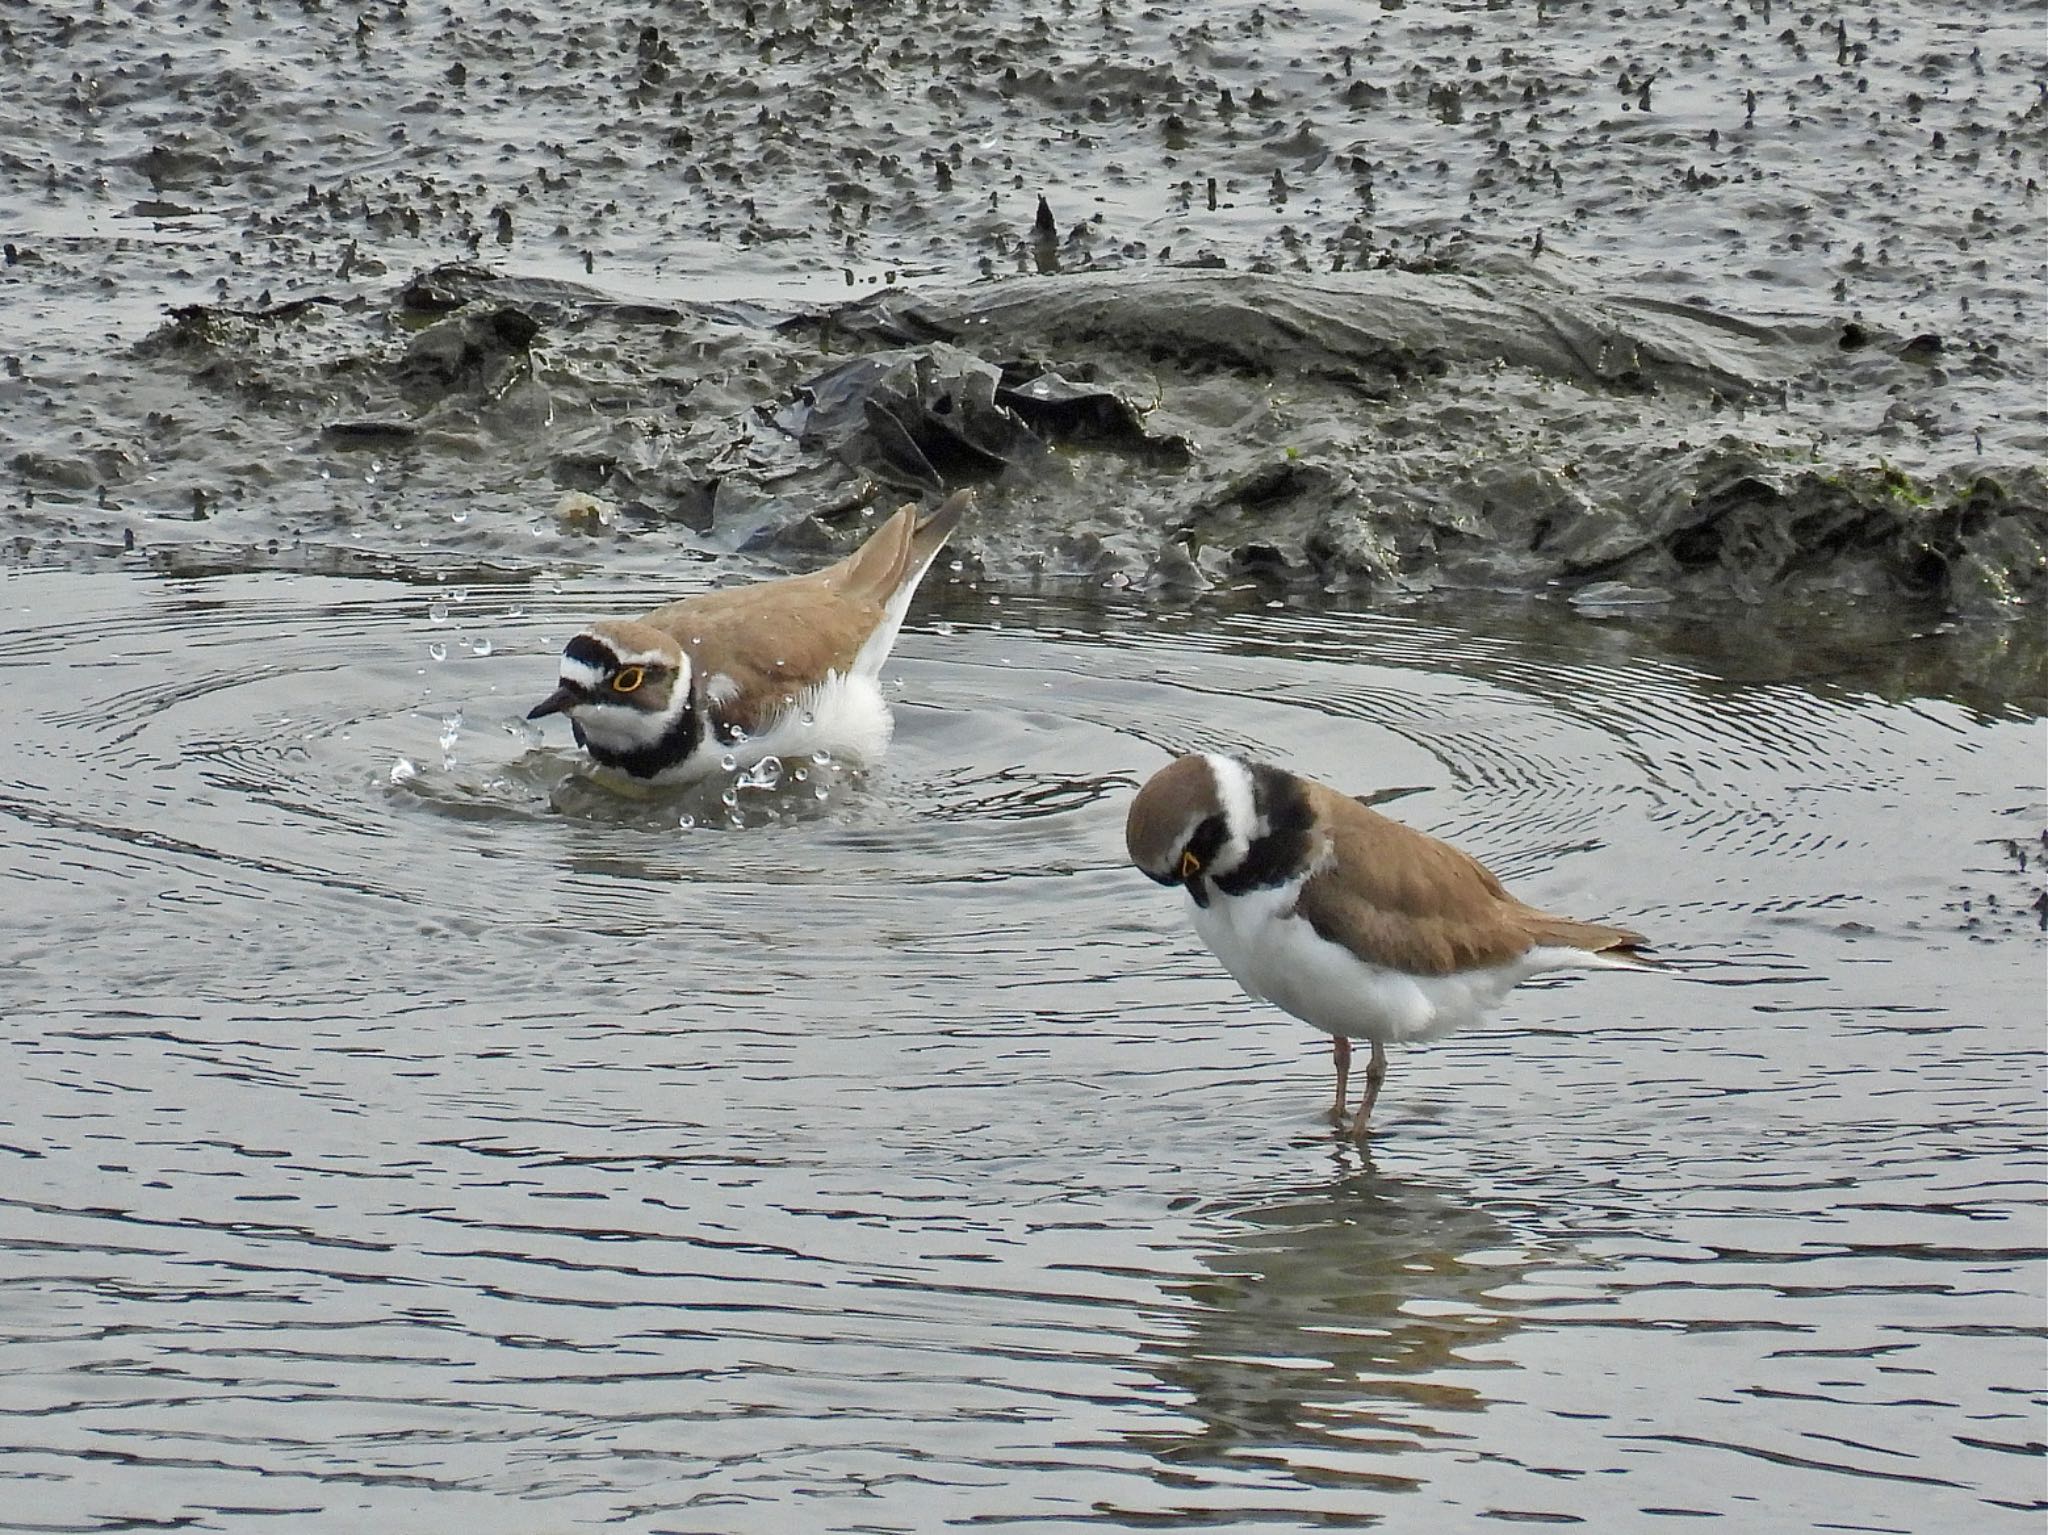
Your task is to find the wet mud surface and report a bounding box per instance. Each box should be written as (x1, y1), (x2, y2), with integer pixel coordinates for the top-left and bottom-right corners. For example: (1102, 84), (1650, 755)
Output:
(3, 0), (2044, 614)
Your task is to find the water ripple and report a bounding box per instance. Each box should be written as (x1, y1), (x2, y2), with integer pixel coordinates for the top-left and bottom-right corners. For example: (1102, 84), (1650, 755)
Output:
(0, 568), (2039, 1530)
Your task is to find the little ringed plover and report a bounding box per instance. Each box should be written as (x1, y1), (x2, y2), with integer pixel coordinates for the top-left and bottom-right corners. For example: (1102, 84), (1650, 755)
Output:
(1126, 751), (1654, 1138)
(529, 491), (968, 784)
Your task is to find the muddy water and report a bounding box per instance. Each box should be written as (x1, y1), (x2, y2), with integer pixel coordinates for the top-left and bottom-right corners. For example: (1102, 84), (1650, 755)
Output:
(2, 563), (2040, 1532)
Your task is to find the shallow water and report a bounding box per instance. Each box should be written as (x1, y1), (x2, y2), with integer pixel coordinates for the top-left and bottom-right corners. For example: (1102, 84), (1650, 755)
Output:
(2, 561), (2040, 1532)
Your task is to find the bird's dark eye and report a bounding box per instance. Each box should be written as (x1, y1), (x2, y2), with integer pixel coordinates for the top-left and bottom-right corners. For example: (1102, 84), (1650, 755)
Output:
(612, 667), (646, 694)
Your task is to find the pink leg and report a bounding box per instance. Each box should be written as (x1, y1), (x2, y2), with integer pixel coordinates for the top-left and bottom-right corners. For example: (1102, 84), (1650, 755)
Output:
(1330, 1036), (1352, 1123)
(1348, 1041), (1388, 1141)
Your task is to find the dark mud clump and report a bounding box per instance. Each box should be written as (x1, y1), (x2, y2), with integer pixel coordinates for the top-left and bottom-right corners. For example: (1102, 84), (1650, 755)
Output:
(784, 269), (2047, 608)
(30, 259), (2040, 618)
(0, 1), (2041, 621)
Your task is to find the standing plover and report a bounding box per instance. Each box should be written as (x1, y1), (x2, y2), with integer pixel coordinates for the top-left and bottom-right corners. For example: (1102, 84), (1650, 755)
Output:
(1126, 751), (1654, 1137)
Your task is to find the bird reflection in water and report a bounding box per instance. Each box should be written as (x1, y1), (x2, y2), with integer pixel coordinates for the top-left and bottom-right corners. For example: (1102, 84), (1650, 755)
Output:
(1133, 1155), (1547, 1501)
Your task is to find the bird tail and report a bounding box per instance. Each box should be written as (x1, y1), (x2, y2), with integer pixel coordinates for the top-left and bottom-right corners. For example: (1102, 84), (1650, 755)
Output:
(1578, 941), (1661, 973)
(904, 490), (970, 581)
(847, 489), (970, 677)
(1523, 912), (1662, 972)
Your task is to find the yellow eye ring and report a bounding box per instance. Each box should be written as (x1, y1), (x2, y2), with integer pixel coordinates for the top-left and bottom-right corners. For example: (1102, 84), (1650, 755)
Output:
(612, 666), (646, 694)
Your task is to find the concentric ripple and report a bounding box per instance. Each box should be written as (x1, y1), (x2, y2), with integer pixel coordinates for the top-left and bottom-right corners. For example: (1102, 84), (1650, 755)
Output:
(0, 562), (2040, 1533)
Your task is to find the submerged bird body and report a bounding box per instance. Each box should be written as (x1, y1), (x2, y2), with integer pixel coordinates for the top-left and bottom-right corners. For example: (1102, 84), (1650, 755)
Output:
(530, 493), (967, 783)
(1126, 752), (1651, 1135)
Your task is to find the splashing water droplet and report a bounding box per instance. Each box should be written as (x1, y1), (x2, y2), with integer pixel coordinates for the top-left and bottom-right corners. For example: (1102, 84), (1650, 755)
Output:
(812, 784), (829, 801)
(451, 509), (469, 525)
(740, 755), (783, 791)
(793, 767), (809, 783)
(811, 750), (833, 767)
(427, 601), (449, 624)
(470, 638), (493, 657)
(428, 641), (448, 662)
(677, 813), (696, 830)
(800, 711), (816, 727)
(438, 713), (463, 753)
(388, 758), (418, 784)
(719, 752), (738, 773)
(721, 787), (739, 809)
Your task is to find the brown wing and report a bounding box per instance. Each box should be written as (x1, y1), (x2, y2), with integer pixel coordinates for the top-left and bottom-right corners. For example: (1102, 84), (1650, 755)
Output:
(1514, 908), (1650, 958)
(637, 493), (967, 736)
(632, 576), (870, 737)
(1294, 781), (1647, 976)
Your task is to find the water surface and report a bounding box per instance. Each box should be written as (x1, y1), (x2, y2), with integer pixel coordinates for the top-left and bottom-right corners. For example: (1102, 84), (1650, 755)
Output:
(2, 563), (2040, 1532)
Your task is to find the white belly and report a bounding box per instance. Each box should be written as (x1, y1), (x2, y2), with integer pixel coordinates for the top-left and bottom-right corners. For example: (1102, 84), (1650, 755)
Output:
(664, 669), (894, 786)
(1187, 877), (1581, 1046)
(738, 669), (895, 771)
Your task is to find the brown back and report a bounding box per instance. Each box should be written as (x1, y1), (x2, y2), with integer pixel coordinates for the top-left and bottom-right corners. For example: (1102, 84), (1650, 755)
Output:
(1295, 780), (1648, 976)
(636, 494), (966, 735)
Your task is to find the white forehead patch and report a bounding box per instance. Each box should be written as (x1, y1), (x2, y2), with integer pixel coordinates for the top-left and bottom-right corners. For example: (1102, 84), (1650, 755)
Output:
(1202, 752), (1262, 874)
(559, 655), (607, 690)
